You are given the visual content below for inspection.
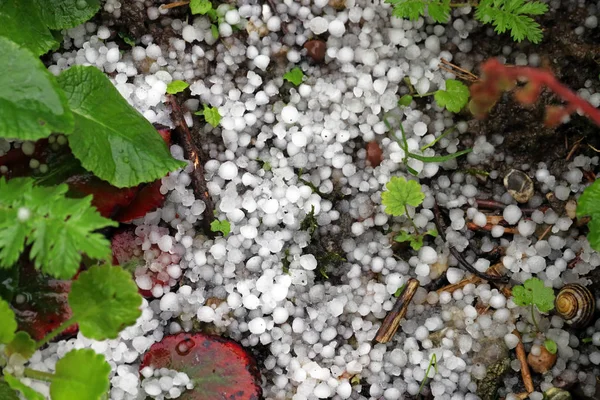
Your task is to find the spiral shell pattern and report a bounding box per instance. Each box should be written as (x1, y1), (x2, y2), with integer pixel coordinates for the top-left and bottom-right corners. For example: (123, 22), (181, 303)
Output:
(555, 283), (595, 328)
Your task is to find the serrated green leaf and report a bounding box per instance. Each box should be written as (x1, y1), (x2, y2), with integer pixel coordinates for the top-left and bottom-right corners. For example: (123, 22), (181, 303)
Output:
(0, 298), (17, 344)
(387, 0), (426, 21)
(427, 0), (451, 23)
(166, 80), (189, 95)
(190, 0), (212, 14)
(577, 179), (600, 218)
(201, 105), (221, 127)
(50, 349), (111, 400)
(33, 0), (101, 30)
(4, 374), (44, 400)
(6, 331), (37, 358)
(0, 178), (117, 279)
(381, 176), (425, 216)
(69, 265), (142, 340)
(57, 66), (186, 188)
(0, 0), (58, 56)
(283, 67), (305, 86)
(0, 37), (73, 140)
(512, 277), (555, 313)
(398, 94), (413, 107)
(544, 338), (557, 355)
(434, 79), (470, 113)
(584, 217), (600, 252)
(210, 219), (231, 236)
(475, 0), (547, 43)
(0, 381), (19, 400)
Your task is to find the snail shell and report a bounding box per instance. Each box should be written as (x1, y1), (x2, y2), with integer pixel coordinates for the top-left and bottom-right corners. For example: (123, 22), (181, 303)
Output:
(504, 169), (534, 204)
(543, 387), (572, 400)
(555, 283), (595, 328)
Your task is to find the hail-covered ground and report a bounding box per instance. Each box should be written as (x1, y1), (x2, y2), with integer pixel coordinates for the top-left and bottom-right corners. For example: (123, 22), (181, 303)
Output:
(18, 0), (600, 399)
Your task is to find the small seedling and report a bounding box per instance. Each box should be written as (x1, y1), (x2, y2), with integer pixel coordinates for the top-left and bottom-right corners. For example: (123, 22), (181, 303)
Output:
(398, 94), (413, 107)
(195, 105), (222, 127)
(582, 337), (593, 344)
(210, 219), (231, 236)
(283, 67), (305, 86)
(512, 277), (555, 332)
(402, 78), (470, 113)
(166, 80), (189, 95)
(544, 338), (558, 355)
(386, 0), (548, 43)
(576, 179), (600, 252)
(417, 353), (438, 396)
(300, 205), (318, 235)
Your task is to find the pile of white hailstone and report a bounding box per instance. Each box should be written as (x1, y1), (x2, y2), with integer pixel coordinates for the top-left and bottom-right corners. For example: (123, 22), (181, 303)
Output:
(25, 0), (600, 399)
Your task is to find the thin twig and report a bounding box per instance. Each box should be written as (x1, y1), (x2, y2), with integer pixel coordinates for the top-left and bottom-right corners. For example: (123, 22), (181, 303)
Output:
(167, 95), (215, 237)
(159, 1), (190, 10)
(513, 330), (534, 394)
(537, 224), (553, 241)
(565, 137), (584, 161)
(434, 203), (509, 283)
(439, 58), (479, 82)
(375, 278), (420, 343)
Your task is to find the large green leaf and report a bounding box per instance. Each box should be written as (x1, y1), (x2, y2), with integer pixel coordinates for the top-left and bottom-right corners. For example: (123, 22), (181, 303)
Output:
(57, 66), (186, 188)
(0, 0), (58, 56)
(33, 0), (101, 30)
(0, 37), (73, 140)
(0, 298), (17, 344)
(50, 349), (111, 400)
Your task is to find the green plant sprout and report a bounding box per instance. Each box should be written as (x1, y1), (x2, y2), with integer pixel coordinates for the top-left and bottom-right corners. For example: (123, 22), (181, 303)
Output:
(576, 179), (600, 252)
(382, 177), (437, 250)
(417, 353), (438, 397)
(582, 337), (593, 344)
(195, 105), (222, 127)
(401, 79), (470, 113)
(283, 67), (305, 86)
(210, 219), (231, 236)
(383, 116), (472, 176)
(544, 338), (557, 355)
(166, 80), (189, 95)
(189, 0), (245, 39)
(512, 277), (555, 332)
(386, 0), (548, 43)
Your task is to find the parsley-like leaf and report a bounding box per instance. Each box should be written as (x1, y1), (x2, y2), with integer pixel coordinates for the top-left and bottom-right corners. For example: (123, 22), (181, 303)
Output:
(544, 338), (557, 355)
(381, 176), (425, 216)
(210, 219), (231, 236)
(190, 0), (213, 15)
(386, 0), (426, 21)
(395, 230), (424, 250)
(475, 0), (548, 43)
(166, 80), (189, 95)
(50, 349), (111, 400)
(4, 374), (44, 400)
(0, 298), (17, 344)
(427, 0), (451, 23)
(512, 277), (555, 313)
(434, 79), (470, 113)
(577, 180), (600, 251)
(69, 265), (142, 340)
(0, 178), (117, 279)
(6, 331), (36, 359)
(283, 67), (305, 86)
(195, 105), (221, 127)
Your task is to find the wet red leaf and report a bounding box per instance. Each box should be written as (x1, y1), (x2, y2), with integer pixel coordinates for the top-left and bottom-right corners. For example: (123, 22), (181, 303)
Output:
(66, 174), (141, 218)
(114, 180), (165, 223)
(140, 333), (262, 400)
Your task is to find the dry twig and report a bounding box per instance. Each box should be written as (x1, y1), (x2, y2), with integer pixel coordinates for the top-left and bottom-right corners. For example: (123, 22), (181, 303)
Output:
(375, 278), (420, 343)
(159, 1), (190, 10)
(439, 58), (479, 82)
(513, 330), (534, 394)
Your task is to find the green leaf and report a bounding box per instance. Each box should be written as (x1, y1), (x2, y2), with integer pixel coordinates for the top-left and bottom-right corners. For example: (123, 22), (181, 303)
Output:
(211, 24), (219, 39)
(394, 284), (406, 297)
(475, 0), (547, 43)
(585, 217), (600, 252)
(199, 105), (221, 127)
(434, 79), (470, 113)
(0, 298), (17, 344)
(56, 66), (186, 188)
(398, 94), (413, 107)
(50, 349), (111, 400)
(577, 179), (600, 218)
(0, 37), (73, 140)
(427, 0), (451, 23)
(283, 67), (305, 86)
(6, 331), (36, 358)
(381, 176), (425, 216)
(166, 80), (189, 95)
(512, 277), (555, 313)
(387, 0), (426, 20)
(210, 219), (231, 236)
(0, 0), (58, 56)
(0, 381), (19, 400)
(4, 374), (45, 400)
(190, 0), (213, 15)
(69, 265), (142, 340)
(0, 178), (117, 278)
(394, 230), (423, 250)
(544, 338), (557, 355)
(33, 0), (101, 30)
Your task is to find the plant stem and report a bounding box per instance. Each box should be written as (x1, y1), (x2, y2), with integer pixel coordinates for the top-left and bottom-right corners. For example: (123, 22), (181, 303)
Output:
(420, 126), (456, 151)
(417, 354), (437, 397)
(413, 92), (436, 98)
(531, 304), (541, 332)
(405, 205), (421, 235)
(35, 316), (77, 349)
(23, 368), (54, 382)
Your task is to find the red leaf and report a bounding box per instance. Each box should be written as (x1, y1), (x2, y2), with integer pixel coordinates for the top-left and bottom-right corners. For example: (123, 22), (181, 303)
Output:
(140, 333), (262, 400)
(114, 180), (165, 223)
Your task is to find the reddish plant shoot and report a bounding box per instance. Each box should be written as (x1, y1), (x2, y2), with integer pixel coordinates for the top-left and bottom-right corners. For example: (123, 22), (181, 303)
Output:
(469, 58), (600, 128)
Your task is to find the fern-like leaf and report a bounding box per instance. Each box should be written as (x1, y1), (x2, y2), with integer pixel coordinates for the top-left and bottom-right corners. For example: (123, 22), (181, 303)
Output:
(0, 177), (117, 279)
(475, 0), (548, 43)
(386, 0), (451, 23)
